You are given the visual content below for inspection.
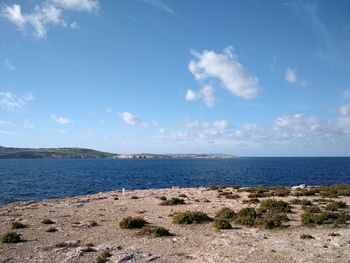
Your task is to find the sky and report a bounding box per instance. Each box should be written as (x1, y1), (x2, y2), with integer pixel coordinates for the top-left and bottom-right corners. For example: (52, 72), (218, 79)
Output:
(0, 0), (350, 156)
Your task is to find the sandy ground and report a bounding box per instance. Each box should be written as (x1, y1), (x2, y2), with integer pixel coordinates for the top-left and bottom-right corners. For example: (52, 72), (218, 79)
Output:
(0, 187), (349, 263)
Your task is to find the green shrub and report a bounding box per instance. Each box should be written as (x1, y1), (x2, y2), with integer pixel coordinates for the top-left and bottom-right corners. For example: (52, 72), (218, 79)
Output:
(160, 197), (185, 206)
(46, 227), (58, 232)
(89, 221), (98, 227)
(119, 216), (147, 229)
(301, 211), (349, 226)
(300, 234), (315, 239)
(289, 199), (313, 206)
(41, 219), (55, 224)
(243, 198), (260, 204)
(139, 226), (173, 237)
(235, 208), (257, 226)
(325, 201), (347, 211)
(96, 250), (112, 263)
(1, 232), (22, 243)
(259, 199), (291, 214)
(213, 220), (232, 230)
(82, 247), (96, 253)
(303, 206), (321, 213)
(172, 211), (212, 224)
(12, 222), (27, 229)
(215, 207), (236, 220)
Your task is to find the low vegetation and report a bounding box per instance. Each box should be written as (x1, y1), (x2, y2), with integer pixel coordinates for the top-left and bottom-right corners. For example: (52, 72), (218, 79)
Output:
(41, 219), (55, 224)
(172, 211), (212, 224)
(235, 208), (257, 226)
(46, 227), (58, 232)
(160, 197), (185, 206)
(119, 216), (147, 229)
(325, 201), (347, 211)
(300, 234), (315, 239)
(301, 211), (349, 226)
(293, 184), (350, 198)
(289, 199), (313, 206)
(138, 226), (173, 237)
(215, 207), (236, 220)
(1, 232), (22, 243)
(213, 219), (232, 230)
(11, 222), (27, 229)
(96, 250), (112, 263)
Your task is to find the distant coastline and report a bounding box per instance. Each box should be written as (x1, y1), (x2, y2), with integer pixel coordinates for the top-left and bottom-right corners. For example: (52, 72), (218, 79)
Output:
(0, 146), (236, 159)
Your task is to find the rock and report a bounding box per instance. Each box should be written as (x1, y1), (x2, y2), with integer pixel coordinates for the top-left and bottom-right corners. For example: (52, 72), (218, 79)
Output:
(291, 184), (306, 190)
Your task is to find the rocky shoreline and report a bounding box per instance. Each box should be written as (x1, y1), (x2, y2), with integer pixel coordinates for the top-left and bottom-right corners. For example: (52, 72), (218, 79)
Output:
(0, 185), (349, 263)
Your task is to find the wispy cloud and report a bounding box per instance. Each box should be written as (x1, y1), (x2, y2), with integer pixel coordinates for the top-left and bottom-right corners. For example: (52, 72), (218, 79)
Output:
(187, 46), (260, 107)
(51, 0), (100, 13)
(0, 91), (34, 111)
(0, 129), (22, 136)
(23, 118), (34, 129)
(141, 0), (175, 16)
(284, 67), (307, 86)
(1, 0), (100, 38)
(3, 59), (16, 70)
(51, 114), (73, 125)
(287, 2), (337, 63)
(119, 112), (149, 128)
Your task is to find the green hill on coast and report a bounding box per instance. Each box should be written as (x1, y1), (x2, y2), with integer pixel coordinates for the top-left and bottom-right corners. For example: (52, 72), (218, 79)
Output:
(0, 146), (115, 159)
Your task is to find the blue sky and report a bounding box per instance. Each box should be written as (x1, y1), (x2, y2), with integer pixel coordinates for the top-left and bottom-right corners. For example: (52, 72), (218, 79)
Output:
(0, 0), (350, 156)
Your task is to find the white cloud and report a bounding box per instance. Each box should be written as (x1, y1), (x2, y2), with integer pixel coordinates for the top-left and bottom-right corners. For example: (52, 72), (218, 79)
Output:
(51, 114), (73, 125)
(119, 112), (149, 128)
(3, 59), (16, 70)
(24, 119), (34, 129)
(337, 104), (350, 133)
(105, 107), (112, 113)
(342, 90), (350, 100)
(1, 1), (99, 38)
(185, 85), (215, 107)
(51, 0), (100, 13)
(141, 0), (175, 16)
(187, 46), (259, 107)
(0, 129), (22, 136)
(285, 67), (307, 86)
(0, 91), (34, 111)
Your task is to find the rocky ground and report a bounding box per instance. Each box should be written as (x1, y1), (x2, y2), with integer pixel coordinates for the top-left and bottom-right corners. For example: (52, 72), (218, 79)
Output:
(0, 186), (349, 263)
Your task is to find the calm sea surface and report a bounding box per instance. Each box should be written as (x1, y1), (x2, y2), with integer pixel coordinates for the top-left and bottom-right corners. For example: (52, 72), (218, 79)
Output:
(1, 158), (350, 205)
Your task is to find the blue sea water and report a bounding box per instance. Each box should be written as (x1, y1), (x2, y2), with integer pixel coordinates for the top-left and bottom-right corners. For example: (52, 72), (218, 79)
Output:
(0, 158), (350, 205)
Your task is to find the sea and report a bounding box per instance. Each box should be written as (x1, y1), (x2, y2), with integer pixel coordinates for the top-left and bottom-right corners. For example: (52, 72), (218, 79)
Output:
(1, 157), (350, 205)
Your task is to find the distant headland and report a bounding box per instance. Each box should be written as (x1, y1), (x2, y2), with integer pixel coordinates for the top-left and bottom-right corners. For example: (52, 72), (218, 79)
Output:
(0, 146), (236, 159)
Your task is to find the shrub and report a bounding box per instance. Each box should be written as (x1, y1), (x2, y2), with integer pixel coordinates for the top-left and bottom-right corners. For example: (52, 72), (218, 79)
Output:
(243, 198), (260, 204)
(119, 216), (147, 229)
(215, 207), (236, 220)
(303, 206), (321, 213)
(131, 196), (139, 199)
(160, 197), (185, 206)
(46, 227), (58, 232)
(86, 242), (94, 247)
(41, 219), (55, 224)
(172, 211), (212, 224)
(224, 194), (240, 199)
(213, 220), (232, 230)
(12, 222), (27, 229)
(82, 247), (96, 252)
(158, 196), (167, 201)
(1, 232), (22, 243)
(259, 199), (291, 214)
(235, 208), (257, 226)
(273, 188), (291, 197)
(178, 194), (187, 198)
(90, 221), (98, 227)
(139, 226), (173, 237)
(301, 211), (349, 226)
(300, 234), (315, 239)
(96, 250), (112, 263)
(289, 199), (313, 206)
(325, 201), (347, 211)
